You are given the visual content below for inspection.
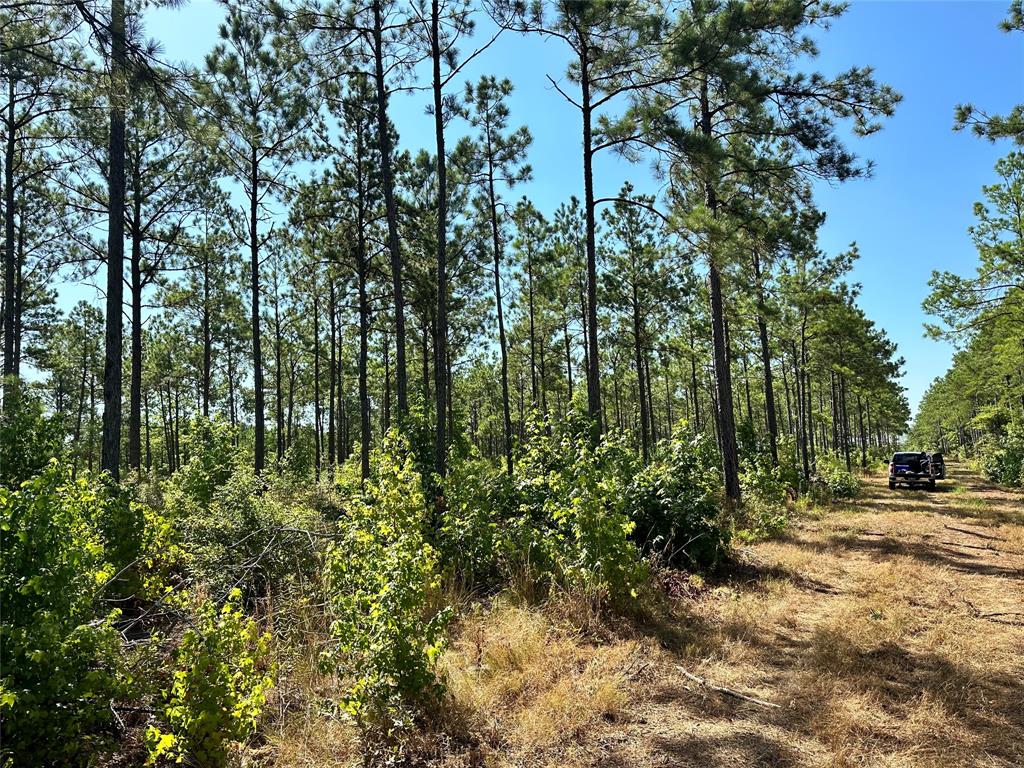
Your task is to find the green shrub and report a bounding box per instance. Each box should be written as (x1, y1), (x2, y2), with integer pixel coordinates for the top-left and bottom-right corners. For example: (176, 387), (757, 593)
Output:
(177, 468), (319, 603)
(738, 450), (790, 541)
(814, 456), (860, 499)
(626, 434), (730, 569)
(145, 591), (274, 767)
(979, 422), (1024, 486)
(0, 464), (128, 766)
(512, 420), (645, 599)
(322, 432), (450, 732)
(438, 454), (510, 590)
(0, 385), (64, 488)
(170, 417), (241, 507)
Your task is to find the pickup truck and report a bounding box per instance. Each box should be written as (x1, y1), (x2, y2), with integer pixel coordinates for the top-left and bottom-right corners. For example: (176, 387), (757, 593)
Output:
(889, 452), (936, 490)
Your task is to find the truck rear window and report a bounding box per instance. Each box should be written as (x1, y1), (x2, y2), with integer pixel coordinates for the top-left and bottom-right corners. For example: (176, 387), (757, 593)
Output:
(893, 453), (922, 463)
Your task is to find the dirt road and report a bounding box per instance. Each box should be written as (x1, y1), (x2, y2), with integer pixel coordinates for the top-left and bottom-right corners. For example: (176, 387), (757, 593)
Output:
(612, 464), (1024, 768)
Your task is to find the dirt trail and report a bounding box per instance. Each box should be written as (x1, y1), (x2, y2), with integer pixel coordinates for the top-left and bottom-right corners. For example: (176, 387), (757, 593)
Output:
(605, 464), (1024, 768)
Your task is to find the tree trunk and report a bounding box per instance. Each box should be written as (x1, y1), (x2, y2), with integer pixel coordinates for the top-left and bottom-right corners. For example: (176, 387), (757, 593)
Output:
(201, 249), (211, 417)
(486, 153), (513, 473)
(274, 287), (284, 465)
(383, 330), (391, 433)
(128, 185), (143, 470)
(2, 76), (16, 382)
(430, 0), (448, 479)
(328, 281), (336, 467)
(372, 0), (407, 420)
(357, 165), (371, 482)
(631, 278), (649, 463)
(73, 329), (89, 474)
(101, 0), (127, 479)
(250, 145), (265, 474)
(579, 43), (602, 439)
(313, 275), (322, 481)
(699, 79), (739, 503)
(752, 251), (778, 465)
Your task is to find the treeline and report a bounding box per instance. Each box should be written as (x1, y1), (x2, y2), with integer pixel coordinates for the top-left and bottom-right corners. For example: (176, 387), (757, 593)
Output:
(912, 3), (1024, 485)
(1, 0), (908, 498)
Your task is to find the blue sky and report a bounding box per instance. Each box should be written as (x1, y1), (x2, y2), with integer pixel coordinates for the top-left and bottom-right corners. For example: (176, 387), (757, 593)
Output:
(142, 0), (1023, 414)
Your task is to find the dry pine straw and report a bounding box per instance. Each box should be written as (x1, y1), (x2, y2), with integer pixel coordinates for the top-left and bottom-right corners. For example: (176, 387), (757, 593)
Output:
(265, 465), (1024, 768)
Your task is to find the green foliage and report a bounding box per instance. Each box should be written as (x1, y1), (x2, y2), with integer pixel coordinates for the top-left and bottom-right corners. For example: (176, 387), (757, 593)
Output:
(0, 464), (127, 766)
(178, 467), (318, 602)
(626, 433), (730, 569)
(814, 456), (861, 499)
(145, 591), (274, 767)
(170, 416), (242, 507)
(738, 450), (790, 542)
(438, 453), (510, 590)
(322, 432), (450, 731)
(511, 419), (645, 599)
(978, 422), (1024, 486)
(0, 385), (64, 488)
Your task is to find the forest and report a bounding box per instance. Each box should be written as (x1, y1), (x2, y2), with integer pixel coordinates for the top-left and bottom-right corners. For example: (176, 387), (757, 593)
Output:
(1, 1), (1020, 767)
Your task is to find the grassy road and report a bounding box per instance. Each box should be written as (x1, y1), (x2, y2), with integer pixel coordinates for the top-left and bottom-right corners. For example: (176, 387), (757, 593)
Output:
(606, 463), (1024, 768)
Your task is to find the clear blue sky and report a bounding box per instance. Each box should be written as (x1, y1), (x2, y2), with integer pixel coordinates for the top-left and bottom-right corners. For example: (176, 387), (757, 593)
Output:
(142, 0), (1023, 415)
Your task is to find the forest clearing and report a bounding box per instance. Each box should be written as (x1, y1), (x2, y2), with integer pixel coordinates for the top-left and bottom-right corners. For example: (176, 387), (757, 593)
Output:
(270, 464), (1024, 768)
(2, 0), (1023, 766)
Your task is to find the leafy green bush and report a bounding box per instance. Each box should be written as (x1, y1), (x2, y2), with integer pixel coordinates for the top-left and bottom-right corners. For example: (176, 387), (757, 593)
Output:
(738, 450), (790, 541)
(438, 453), (510, 590)
(322, 432), (450, 731)
(0, 464), (128, 766)
(170, 416), (241, 506)
(979, 422), (1024, 486)
(145, 591), (274, 767)
(511, 420), (645, 599)
(0, 385), (64, 488)
(177, 467), (319, 602)
(814, 456), (860, 499)
(625, 434), (730, 569)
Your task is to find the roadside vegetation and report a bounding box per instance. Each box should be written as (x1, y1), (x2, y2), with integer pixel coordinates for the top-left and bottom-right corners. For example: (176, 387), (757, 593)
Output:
(1, 0), (1021, 767)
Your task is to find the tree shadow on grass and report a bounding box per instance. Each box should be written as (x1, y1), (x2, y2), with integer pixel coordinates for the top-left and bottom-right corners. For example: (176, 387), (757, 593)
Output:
(782, 529), (1024, 581)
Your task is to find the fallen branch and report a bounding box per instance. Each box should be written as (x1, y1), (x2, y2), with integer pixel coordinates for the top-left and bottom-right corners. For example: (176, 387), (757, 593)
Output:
(940, 540), (1000, 553)
(980, 611), (1024, 620)
(676, 667), (781, 709)
(943, 524), (1003, 541)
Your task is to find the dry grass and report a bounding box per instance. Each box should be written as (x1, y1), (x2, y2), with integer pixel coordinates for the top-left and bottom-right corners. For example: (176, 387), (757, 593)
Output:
(266, 464), (1024, 768)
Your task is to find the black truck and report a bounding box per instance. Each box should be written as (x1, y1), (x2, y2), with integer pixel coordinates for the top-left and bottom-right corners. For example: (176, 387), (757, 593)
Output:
(888, 451), (936, 490)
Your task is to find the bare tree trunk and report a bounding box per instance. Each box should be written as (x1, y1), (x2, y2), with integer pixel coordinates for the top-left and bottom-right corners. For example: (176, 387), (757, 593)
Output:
(700, 78), (739, 504)
(486, 151), (513, 473)
(579, 43), (602, 440)
(631, 279), (649, 463)
(430, 0), (448, 479)
(328, 281), (336, 467)
(753, 250), (778, 465)
(313, 276), (322, 481)
(274, 286), (284, 466)
(128, 187), (143, 470)
(372, 0), (407, 419)
(101, 0), (127, 479)
(249, 145), (265, 474)
(2, 76), (17, 383)
(201, 249), (211, 417)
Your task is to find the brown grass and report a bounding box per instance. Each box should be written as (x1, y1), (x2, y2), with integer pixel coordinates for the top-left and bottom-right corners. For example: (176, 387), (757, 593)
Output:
(266, 464), (1024, 768)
